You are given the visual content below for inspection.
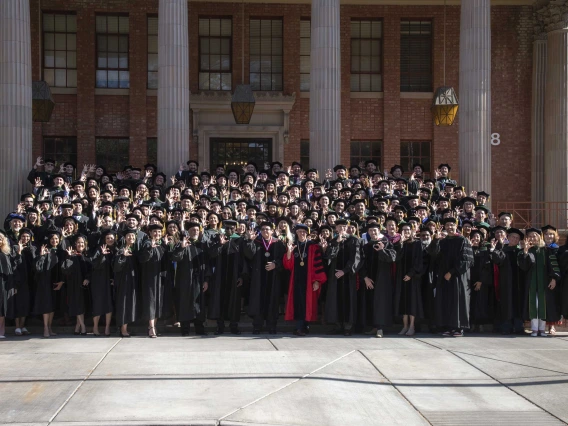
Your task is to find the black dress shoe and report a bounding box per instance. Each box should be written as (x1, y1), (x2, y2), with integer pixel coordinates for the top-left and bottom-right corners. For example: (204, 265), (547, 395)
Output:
(119, 332), (131, 338)
(303, 325), (310, 335)
(327, 328), (343, 335)
(230, 328), (242, 335)
(293, 329), (306, 336)
(214, 328), (224, 335)
(252, 329), (261, 335)
(181, 331), (189, 337)
(269, 328), (277, 335)
(344, 330), (352, 336)
(195, 330), (208, 336)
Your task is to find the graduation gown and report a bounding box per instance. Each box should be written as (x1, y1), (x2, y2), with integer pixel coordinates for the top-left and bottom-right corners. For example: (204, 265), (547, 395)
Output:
(394, 240), (424, 318)
(469, 244), (495, 324)
(324, 235), (362, 325)
(0, 251), (19, 318)
(558, 245), (568, 316)
(358, 237), (397, 328)
(86, 247), (115, 316)
(170, 239), (210, 323)
(490, 244), (525, 321)
(244, 236), (285, 322)
(208, 236), (248, 323)
(11, 246), (33, 318)
(113, 248), (140, 326)
(137, 240), (170, 321)
(283, 241), (327, 322)
(33, 249), (63, 315)
(518, 247), (561, 322)
(61, 254), (91, 316)
(429, 235), (474, 329)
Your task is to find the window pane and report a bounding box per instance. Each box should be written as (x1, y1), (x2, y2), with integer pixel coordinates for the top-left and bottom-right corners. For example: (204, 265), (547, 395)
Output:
(221, 38), (230, 55)
(107, 70), (119, 88)
(44, 69), (54, 86)
(199, 72), (209, 90)
(148, 71), (158, 89)
(148, 17), (159, 35)
(300, 74), (310, 92)
(55, 69), (66, 86)
(55, 33), (66, 49)
(98, 35), (107, 51)
(108, 35), (118, 52)
(119, 71), (129, 88)
(210, 38), (220, 54)
(96, 70), (107, 87)
(119, 16), (129, 33)
(148, 53), (158, 71)
(43, 14), (54, 31)
(67, 51), (76, 68)
(221, 73), (231, 90)
(199, 19), (209, 36)
(55, 51), (66, 67)
(221, 55), (230, 71)
(221, 19), (232, 36)
(97, 54), (107, 68)
(67, 70), (77, 87)
(108, 52), (118, 68)
(200, 38), (209, 54)
(96, 138), (129, 173)
(210, 19), (221, 36)
(96, 16), (106, 32)
(250, 56), (260, 73)
(210, 73), (221, 90)
(200, 55), (210, 70)
(67, 34), (76, 51)
(300, 56), (310, 74)
(44, 51), (54, 67)
(44, 33), (54, 50)
(118, 53), (128, 69)
(107, 16), (119, 33)
(54, 14), (66, 32)
(119, 36), (128, 53)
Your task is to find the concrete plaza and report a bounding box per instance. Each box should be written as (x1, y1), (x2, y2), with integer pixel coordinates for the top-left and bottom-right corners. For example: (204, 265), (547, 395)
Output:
(1, 332), (568, 425)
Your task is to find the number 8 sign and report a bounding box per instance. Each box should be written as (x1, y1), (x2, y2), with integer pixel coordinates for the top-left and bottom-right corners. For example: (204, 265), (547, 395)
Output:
(491, 133), (501, 146)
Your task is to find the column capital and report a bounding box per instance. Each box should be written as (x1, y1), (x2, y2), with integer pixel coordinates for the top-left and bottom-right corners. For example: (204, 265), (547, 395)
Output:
(534, 0), (568, 35)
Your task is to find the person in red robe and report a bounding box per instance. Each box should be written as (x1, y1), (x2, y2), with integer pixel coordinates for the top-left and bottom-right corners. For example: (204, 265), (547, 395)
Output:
(284, 224), (327, 336)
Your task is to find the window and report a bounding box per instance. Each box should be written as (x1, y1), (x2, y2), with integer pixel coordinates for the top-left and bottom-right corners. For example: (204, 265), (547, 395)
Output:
(300, 140), (310, 169)
(147, 137), (157, 166)
(400, 20), (432, 92)
(300, 20), (311, 92)
(43, 13), (77, 88)
(43, 137), (77, 166)
(250, 18), (283, 91)
(96, 15), (130, 88)
(147, 16), (158, 89)
(400, 141), (431, 174)
(199, 18), (232, 91)
(350, 20), (382, 92)
(210, 138), (272, 171)
(96, 138), (130, 172)
(350, 140), (382, 168)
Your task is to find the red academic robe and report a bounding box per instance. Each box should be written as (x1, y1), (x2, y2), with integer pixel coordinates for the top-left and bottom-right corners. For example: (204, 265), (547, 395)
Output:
(283, 244), (327, 321)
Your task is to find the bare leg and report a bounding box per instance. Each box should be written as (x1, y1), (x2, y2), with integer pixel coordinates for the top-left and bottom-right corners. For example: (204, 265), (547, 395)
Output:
(406, 315), (416, 336)
(104, 312), (112, 335)
(399, 315), (409, 335)
(48, 312), (56, 336)
(148, 319), (157, 337)
(120, 323), (129, 336)
(77, 314), (86, 334)
(93, 316), (100, 335)
(43, 313), (50, 337)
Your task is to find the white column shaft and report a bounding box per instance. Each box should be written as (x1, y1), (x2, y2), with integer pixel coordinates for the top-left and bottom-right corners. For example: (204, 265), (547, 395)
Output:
(309, 0), (341, 175)
(157, 0), (189, 175)
(0, 0), (32, 220)
(531, 39), (546, 224)
(544, 30), (568, 214)
(458, 0), (491, 195)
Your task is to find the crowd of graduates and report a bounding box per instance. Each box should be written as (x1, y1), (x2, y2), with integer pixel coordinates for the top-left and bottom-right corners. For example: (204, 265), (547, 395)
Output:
(0, 157), (566, 339)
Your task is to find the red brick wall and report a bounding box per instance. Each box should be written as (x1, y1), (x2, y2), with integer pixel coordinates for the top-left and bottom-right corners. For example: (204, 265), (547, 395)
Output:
(29, 0), (532, 203)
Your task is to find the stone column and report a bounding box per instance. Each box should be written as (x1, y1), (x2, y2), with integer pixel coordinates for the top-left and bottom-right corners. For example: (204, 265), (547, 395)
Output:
(458, 0), (491, 195)
(0, 1), (32, 220)
(309, 0), (341, 175)
(544, 28), (568, 222)
(531, 38), (546, 225)
(158, 0), (189, 175)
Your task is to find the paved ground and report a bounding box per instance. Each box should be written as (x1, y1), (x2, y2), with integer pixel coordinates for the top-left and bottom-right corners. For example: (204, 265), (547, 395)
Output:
(2, 332), (568, 426)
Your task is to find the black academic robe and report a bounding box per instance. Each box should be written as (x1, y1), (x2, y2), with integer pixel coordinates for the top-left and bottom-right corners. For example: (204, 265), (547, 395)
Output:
(170, 239), (210, 323)
(358, 237), (397, 328)
(394, 240), (424, 319)
(208, 236), (248, 323)
(490, 244), (525, 322)
(113, 248), (140, 326)
(324, 235), (362, 325)
(244, 236), (285, 323)
(61, 254), (91, 316)
(86, 247), (115, 316)
(558, 245), (568, 316)
(11, 246), (32, 318)
(0, 251), (19, 318)
(33, 249), (63, 315)
(137, 240), (170, 321)
(469, 245), (495, 324)
(429, 235), (474, 329)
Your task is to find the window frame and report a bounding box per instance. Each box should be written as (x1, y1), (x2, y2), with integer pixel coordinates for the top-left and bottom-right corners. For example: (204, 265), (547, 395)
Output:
(400, 140), (432, 175)
(350, 18), (383, 93)
(198, 16), (233, 91)
(249, 17), (284, 92)
(95, 137), (130, 173)
(42, 11), (77, 88)
(350, 140), (383, 169)
(147, 14), (158, 89)
(299, 18), (311, 92)
(400, 19), (433, 92)
(43, 136), (78, 167)
(95, 13), (130, 89)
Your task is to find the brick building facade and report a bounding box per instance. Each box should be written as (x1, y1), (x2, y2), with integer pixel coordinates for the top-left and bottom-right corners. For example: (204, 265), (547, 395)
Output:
(27, 0), (533, 205)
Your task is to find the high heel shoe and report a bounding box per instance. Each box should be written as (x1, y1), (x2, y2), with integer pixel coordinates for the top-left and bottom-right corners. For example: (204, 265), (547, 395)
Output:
(148, 326), (157, 338)
(119, 332), (131, 338)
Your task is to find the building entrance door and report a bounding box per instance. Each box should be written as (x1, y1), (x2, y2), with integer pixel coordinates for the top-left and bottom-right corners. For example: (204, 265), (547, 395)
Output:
(209, 138), (272, 171)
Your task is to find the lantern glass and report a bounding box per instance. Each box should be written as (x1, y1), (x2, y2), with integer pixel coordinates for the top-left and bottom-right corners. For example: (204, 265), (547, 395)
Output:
(431, 86), (459, 126)
(231, 84), (255, 124)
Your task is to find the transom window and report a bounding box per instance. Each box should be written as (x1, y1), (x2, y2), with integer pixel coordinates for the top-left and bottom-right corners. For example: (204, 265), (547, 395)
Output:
(250, 18), (283, 91)
(199, 18), (232, 91)
(43, 13), (77, 88)
(350, 20), (382, 92)
(96, 15), (130, 88)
